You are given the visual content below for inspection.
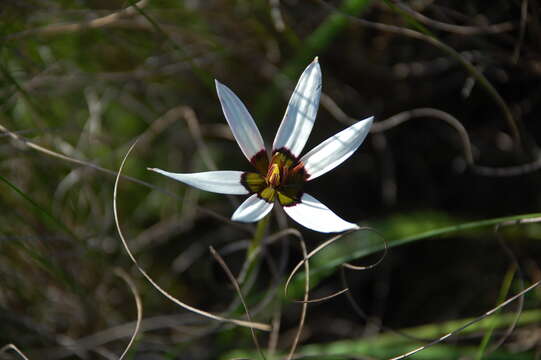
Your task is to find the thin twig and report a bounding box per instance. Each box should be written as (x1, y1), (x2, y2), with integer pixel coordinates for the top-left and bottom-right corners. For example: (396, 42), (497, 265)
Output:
(209, 246), (266, 360)
(112, 138), (271, 332)
(285, 228), (387, 297)
(388, 280), (541, 359)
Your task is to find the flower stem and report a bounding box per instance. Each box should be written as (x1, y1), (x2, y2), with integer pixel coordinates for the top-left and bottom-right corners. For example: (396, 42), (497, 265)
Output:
(239, 214), (270, 284)
(248, 214), (270, 259)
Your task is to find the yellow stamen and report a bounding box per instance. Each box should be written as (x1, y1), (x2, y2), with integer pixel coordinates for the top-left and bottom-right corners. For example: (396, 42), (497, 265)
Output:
(267, 163), (281, 187)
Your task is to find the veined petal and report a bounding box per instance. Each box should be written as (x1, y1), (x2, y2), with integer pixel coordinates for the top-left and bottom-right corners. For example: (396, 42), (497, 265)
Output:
(272, 58), (322, 157)
(300, 116), (373, 180)
(148, 168), (248, 195)
(231, 193), (274, 222)
(215, 80), (265, 161)
(283, 193), (359, 233)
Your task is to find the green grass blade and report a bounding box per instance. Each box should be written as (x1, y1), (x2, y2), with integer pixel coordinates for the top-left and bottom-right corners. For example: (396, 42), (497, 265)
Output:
(0, 174), (78, 240)
(288, 212), (541, 289)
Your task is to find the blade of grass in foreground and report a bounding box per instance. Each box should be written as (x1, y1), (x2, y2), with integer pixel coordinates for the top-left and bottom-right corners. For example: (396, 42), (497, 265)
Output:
(283, 211), (540, 297)
(297, 310), (541, 359)
(316, 212), (541, 276)
(225, 309), (541, 360)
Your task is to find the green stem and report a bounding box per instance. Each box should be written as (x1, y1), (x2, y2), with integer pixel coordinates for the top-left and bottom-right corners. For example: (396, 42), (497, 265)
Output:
(248, 214), (271, 259)
(239, 214), (271, 284)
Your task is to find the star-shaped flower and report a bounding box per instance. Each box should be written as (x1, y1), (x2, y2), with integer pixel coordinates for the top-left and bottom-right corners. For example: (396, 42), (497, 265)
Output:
(149, 58), (373, 233)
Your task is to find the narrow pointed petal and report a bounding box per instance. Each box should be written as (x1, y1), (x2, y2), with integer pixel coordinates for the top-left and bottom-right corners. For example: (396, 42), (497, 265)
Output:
(283, 193), (359, 233)
(231, 194), (274, 222)
(215, 80), (265, 161)
(300, 116), (373, 180)
(272, 58), (322, 157)
(148, 168), (248, 195)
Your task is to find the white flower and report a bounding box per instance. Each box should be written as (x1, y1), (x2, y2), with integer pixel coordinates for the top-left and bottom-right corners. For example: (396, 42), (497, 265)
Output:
(149, 58), (373, 233)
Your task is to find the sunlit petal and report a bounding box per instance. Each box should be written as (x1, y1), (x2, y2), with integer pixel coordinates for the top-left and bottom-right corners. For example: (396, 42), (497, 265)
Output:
(300, 116), (373, 180)
(215, 80), (265, 161)
(148, 168), (248, 195)
(272, 58), (321, 157)
(231, 194), (274, 222)
(283, 193), (359, 233)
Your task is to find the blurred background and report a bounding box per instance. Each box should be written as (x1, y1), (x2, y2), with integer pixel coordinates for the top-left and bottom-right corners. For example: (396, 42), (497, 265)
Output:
(1, 0), (540, 359)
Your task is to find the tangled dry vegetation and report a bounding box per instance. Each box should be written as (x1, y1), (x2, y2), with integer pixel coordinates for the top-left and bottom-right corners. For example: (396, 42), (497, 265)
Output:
(1, 0), (541, 359)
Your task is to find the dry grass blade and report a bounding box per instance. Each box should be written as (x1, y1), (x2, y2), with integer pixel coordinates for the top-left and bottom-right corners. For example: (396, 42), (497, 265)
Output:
(0, 121), (174, 197)
(209, 246), (266, 360)
(113, 268), (143, 360)
(113, 138), (271, 332)
(388, 280), (541, 360)
(0, 344), (30, 360)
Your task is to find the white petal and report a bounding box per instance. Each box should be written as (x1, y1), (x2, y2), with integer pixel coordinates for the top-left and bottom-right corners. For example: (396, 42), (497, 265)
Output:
(283, 193), (359, 233)
(272, 58), (322, 157)
(300, 116), (373, 180)
(231, 194), (274, 222)
(215, 80), (266, 161)
(148, 168), (248, 195)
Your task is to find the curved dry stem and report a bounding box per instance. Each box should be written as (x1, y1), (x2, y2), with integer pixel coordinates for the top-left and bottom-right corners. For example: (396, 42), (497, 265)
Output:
(113, 268), (143, 360)
(472, 156), (541, 177)
(0, 344), (30, 360)
(285, 227), (386, 297)
(287, 237), (309, 360)
(0, 121), (166, 194)
(113, 138), (271, 332)
(317, 0), (522, 149)
(372, 108), (474, 165)
(388, 280), (541, 360)
(342, 228), (388, 271)
(322, 97), (541, 177)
